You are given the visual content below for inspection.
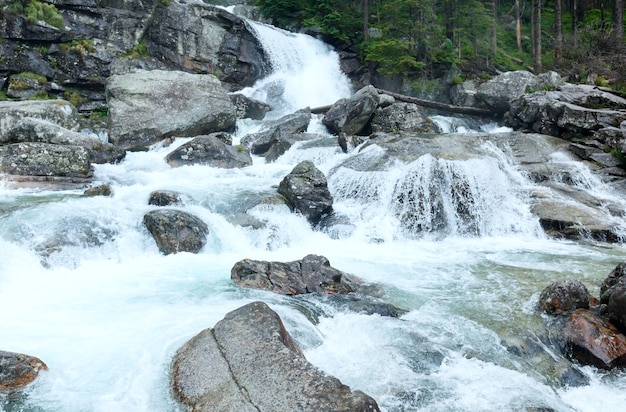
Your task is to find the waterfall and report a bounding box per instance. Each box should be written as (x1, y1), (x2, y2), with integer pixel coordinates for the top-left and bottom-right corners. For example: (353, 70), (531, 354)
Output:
(240, 20), (352, 117)
(1, 12), (626, 412)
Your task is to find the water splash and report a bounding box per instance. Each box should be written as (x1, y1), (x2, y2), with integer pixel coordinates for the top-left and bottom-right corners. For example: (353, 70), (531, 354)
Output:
(241, 20), (352, 117)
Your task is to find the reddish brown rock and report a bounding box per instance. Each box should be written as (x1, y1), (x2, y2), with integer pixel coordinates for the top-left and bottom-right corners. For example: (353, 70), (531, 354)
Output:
(564, 309), (626, 369)
(538, 278), (590, 315)
(0, 350), (48, 392)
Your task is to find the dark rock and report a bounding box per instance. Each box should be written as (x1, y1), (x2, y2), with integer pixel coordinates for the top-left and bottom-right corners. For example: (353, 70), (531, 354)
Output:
(147, 2), (267, 89)
(600, 262), (626, 298)
(564, 308), (626, 369)
(165, 135), (252, 169)
(148, 190), (183, 207)
(171, 301), (380, 412)
(230, 93), (272, 120)
(83, 184), (112, 197)
(599, 262), (626, 329)
(143, 209), (208, 255)
(231, 254), (364, 295)
(278, 160), (333, 225)
(323, 85), (380, 135)
(241, 109), (311, 156)
(106, 70), (237, 149)
(538, 279), (590, 315)
(0, 350), (48, 392)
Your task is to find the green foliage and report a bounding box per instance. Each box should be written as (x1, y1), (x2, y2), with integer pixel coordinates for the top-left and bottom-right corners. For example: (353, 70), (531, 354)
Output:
(89, 107), (108, 119)
(16, 71), (47, 84)
(124, 39), (149, 58)
(610, 147), (626, 167)
(0, 90), (8, 101)
(64, 90), (83, 107)
(255, 0), (306, 27)
(364, 38), (424, 75)
(23, 0), (64, 29)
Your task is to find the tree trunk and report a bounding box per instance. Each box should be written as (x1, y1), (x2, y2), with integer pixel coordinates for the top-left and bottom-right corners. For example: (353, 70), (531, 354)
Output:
(572, 0), (578, 48)
(555, 0), (563, 63)
(491, 0), (497, 57)
(532, 0), (542, 73)
(363, 0), (370, 41)
(516, 0), (522, 51)
(615, 0), (624, 49)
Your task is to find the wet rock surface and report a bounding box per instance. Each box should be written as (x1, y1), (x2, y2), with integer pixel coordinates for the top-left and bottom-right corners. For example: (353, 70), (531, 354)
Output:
(278, 160), (334, 225)
(143, 209), (209, 255)
(165, 135), (252, 169)
(231, 254), (364, 295)
(0, 351), (48, 392)
(171, 301), (380, 412)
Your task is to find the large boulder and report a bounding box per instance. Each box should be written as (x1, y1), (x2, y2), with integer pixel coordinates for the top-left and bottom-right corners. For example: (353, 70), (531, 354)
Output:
(106, 70), (237, 149)
(0, 350), (48, 392)
(1, 116), (125, 164)
(278, 160), (333, 225)
(171, 301), (380, 412)
(323, 85), (380, 135)
(0, 100), (79, 137)
(477, 70), (564, 114)
(507, 84), (626, 138)
(564, 308), (626, 369)
(147, 1), (267, 89)
(165, 135), (252, 169)
(143, 209), (209, 255)
(0, 142), (91, 178)
(231, 254), (364, 295)
(538, 279), (590, 315)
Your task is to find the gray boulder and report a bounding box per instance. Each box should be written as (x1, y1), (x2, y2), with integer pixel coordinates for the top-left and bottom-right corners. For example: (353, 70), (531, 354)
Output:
(241, 108), (311, 157)
(0, 350), (48, 392)
(148, 1), (267, 89)
(165, 135), (252, 169)
(370, 102), (440, 133)
(143, 209), (209, 255)
(230, 93), (272, 120)
(477, 70), (564, 114)
(507, 84), (626, 138)
(0, 100), (79, 137)
(538, 279), (590, 315)
(323, 85), (380, 135)
(0, 142), (91, 178)
(1, 116), (125, 164)
(106, 70), (236, 149)
(278, 160), (333, 225)
(171, 301), (380, 412)
(231, 254), (364, 295)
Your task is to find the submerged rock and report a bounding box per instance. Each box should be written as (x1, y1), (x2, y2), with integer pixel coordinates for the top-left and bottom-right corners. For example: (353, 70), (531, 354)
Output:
(278, 160), (333, 225)
(143, 209), (208, 255)
(231, 254), (364, 295)
(0, 350), (48, 392)
(171, 301), (380, 412)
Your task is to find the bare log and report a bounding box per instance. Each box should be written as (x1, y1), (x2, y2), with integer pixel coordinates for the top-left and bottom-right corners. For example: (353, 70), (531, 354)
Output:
(375, 88), (495, 117)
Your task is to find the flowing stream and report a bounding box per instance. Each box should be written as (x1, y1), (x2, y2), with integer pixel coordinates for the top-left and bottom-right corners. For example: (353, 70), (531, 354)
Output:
(2, 17), (626, 412)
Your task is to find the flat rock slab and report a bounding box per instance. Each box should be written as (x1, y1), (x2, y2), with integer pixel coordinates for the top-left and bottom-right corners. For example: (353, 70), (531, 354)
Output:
(171, 301), (380, 412)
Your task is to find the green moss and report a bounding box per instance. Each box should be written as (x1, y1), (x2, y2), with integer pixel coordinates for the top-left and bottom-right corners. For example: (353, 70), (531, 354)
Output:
(89, 107), (108, 119)
(16, 71), (47, 84)
(123, 39), (149, 59)
(0, 90), (8, 101)
(64, 90), (83, 107)
(610, 147), (626, 167)
(22, 0), (64, 29)
(30, 91), (50, 100)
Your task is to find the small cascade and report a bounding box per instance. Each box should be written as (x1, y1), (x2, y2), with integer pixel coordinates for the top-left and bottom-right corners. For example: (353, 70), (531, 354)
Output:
(329, 142), (541, 240)
(241, 20), (352, 117)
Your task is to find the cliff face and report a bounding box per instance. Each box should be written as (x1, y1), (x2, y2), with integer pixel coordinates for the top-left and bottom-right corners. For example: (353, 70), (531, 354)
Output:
(0, 0), (267, 111)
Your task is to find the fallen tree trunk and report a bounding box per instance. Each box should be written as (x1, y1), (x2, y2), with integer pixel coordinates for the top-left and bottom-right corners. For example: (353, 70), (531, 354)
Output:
(375, 88), (495, 117)
(311, 89), (495, 117)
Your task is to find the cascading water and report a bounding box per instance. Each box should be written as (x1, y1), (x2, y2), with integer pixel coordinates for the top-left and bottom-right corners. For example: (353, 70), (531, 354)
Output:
(2, 14), (626, 412)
